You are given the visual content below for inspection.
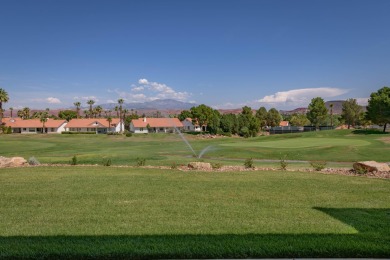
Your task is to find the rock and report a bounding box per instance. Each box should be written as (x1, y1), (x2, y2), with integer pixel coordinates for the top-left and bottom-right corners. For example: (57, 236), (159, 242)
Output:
(188, 162), (212, 170)
(0, 156), (28, 167)
(353, 161), (390, 173)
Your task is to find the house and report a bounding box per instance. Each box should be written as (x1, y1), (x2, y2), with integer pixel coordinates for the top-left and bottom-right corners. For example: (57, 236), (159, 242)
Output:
(279, 121), (290, 127)
(181, 118), (204, 132)
(1, 118), (67, 134)
(130, 117), (183, 133)
(64, 118), (123, 134)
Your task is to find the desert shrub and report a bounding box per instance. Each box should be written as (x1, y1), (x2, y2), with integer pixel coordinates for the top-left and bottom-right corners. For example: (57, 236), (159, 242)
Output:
(70, 155), (78, 165)
(136, 157), (146, 167)
(28, 157), (40, 166)
(353, 163), (368, 174)
(171, 162), (177, 169)
(211, 162), (223, 169)
(244, 158), (254, 169)
(102, 158), (112, 166)
(310, 161), (327, 171)
(279, 155), (288, 170)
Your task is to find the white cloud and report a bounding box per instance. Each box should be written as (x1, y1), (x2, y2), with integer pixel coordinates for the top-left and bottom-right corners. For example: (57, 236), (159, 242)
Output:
(46, 97), (61, 104)
(258, 87), (349, 104)
(131, 86), (145, 92)
(73, 96), (99, 102)
(138, 78), (149, 85)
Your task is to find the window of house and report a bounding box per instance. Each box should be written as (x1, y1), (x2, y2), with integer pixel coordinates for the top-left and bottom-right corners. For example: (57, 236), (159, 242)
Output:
(140, 128), (144, 131)
(51, 128), (55, 132)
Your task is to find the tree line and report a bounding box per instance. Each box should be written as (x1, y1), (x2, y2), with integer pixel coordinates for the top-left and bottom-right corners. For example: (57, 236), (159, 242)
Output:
(1, 86), (389, 134)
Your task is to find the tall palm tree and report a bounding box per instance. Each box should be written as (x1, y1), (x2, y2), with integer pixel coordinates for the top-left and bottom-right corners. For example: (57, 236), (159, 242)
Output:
(22, 107), (30, 119)
(74, 102), (81, 118)
(40, 112), (48, 134)
(9, 107), (13, 118)
(107, 116), (112, 133)
(0, 88), (9, 122)
(114, 106), (119, 118)
(95, 105), (103, 118)
(17, 110), (23, 119)
(118, 99), (124, 133)
(87, 100), (95, 118)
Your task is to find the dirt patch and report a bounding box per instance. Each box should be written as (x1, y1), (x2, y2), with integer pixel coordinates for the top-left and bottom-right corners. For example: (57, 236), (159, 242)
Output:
(380, 137), (390, 144)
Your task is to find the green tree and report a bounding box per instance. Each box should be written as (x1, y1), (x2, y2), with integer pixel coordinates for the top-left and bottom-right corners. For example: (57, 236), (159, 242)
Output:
(9, 107), (13, 118)
(95, 105), (103, 118)
(87, 100), (95, 118)
(329, 103), (334, 127)
(266, 108), (282, 127)
(58, 110), (78, 122)
(366, 86), (390, 132)
(208, 109), (221, 134)
(106, 116), (112, 133)
(255, 107), (268, 130)
(190, 104), (214, 132)
(238, 106), (259, 137)
(290, 113), (310, 126)
(341, 99), (362, 129)
(118, 98), (124, 133)
(0, 88), (9, 123)
(22, 107), (30, 119)
(307, 97), (328, 129)
(73, 102), (81, 118)
(40, 112), (48, 133)
(220, 113), (237, 134)
(178, 110), (193, 121)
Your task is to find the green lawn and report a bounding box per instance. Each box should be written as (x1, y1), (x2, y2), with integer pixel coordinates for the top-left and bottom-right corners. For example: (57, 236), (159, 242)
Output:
(0, 166), (389, 258)
(0, 129), (389, 166)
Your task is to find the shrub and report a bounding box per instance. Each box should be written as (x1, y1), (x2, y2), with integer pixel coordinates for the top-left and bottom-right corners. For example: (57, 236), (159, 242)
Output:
(211, 162), (222, 169)
(70, 155), (78, 165)
(244, 158), (254, 169)
(126, 132), (132, 137)
(310, 161), (327, 171)
(28, 157), (40, 166)
(279, 155), (288, 171)
(136, 157), (146, 167)
(171, 162), (177, 169)
(62, 132), (96, 135)
(102, 158), (111, 166)
(7, 126), (12, 134)
(353, 163), (368, 174)
(107, 132), (120, 135)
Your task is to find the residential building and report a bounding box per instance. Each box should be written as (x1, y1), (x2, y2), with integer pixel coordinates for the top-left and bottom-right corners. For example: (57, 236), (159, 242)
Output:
(130, 117), (183, 133)
(1, 118), (67, 134)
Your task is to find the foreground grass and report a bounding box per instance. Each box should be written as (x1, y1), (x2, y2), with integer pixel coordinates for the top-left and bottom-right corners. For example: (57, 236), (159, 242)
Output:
(0, 166), (389, 258)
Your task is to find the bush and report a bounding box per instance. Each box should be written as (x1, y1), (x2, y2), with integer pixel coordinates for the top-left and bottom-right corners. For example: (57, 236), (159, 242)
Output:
(310, 161), (327, 171)
(102, 158), (112, 166)
(70, 155), (78, 165)
(62, 132), (96, 134)
(107, 132), (121, 135)
(244, 158), (254, 169)
(279, 155), (288, 170)
(7, 126), (12, 134)
(211, 162), (222, 169)
(126, 132), (132, 137)
(136, 157), (146, 167)
(171, 162), (177, 169)
(353, 163), (368, 174)
(28, 157), (40, 166)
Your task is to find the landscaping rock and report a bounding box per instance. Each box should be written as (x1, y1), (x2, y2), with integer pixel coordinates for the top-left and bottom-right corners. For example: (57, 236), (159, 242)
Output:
(0, 156), (28, 167)
(353, 161), (390, 173)
(188, 162), (212, 170)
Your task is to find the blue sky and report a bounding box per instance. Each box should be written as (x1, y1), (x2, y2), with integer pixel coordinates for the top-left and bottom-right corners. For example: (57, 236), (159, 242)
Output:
(1, 0), (389, 110)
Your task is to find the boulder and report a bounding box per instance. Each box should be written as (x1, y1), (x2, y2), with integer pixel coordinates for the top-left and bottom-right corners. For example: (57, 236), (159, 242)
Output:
(0, 156), (28, 167)
(353, 161), (390, 173)
(188, 162), (212, 170)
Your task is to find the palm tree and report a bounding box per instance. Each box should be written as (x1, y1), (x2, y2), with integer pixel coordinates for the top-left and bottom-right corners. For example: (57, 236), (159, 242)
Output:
(95, 105), (103, 118)
(9, 107), (13, 118)
(74, 102), (81, 118)
(107, 116), (112, 133)
(0, 88), (9, 122)
(40, 112), (48, 134)
(22, 107), (30, 119)
(118, 99), (124, 133)
(87, 100), (95, 118)
(114, 106), (119, 118)
(17, 110), (23, 119)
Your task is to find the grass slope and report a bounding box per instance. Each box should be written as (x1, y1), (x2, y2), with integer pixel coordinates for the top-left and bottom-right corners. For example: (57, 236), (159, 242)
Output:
(0, 167), (389, 258)
(0, 130), (389, 166)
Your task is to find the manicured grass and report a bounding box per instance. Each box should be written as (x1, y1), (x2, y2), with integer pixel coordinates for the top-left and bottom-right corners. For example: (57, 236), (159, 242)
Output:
(0, 130), (389, 166)
(0, 166), (389, 258)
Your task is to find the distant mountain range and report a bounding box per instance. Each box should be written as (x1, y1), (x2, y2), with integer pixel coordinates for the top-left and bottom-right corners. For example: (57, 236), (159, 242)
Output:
(99, 99), (196, 110)
(280, 100), (366, 115)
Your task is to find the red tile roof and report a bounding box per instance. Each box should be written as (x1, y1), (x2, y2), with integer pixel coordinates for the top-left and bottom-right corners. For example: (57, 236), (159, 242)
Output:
(1, 118), (66, 128)
(279, 121), (290, 127)
(132, 118), (183, 128)
(65, 118), (121, 128)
